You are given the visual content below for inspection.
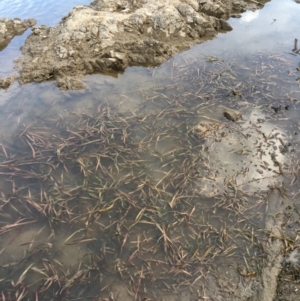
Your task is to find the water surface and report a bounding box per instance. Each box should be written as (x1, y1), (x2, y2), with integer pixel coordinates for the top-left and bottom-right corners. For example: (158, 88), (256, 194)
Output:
(0, 0), (300, 300)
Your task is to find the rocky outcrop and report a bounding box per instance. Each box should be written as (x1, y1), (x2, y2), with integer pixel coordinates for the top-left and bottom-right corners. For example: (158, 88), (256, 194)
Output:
(0, 18), (36, 46)
(11, 0), (266, 89)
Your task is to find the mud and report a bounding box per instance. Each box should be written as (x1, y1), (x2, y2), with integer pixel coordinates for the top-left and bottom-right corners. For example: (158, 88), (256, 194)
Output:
(5, 0), (268, 89)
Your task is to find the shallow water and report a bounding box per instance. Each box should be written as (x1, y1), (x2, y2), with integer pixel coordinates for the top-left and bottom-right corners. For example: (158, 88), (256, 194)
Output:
(0, 0), (300, 300)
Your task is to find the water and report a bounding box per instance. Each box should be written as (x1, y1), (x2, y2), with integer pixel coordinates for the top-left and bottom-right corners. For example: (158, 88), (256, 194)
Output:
(0, 0), (300, 300)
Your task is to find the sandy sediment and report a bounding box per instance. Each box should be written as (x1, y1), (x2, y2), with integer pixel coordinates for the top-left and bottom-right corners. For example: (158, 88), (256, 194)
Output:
(6, 0), (267, 90)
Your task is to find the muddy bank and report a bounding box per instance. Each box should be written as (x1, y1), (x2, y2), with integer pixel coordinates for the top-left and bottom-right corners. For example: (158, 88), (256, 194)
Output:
(11, 0), (268, 89)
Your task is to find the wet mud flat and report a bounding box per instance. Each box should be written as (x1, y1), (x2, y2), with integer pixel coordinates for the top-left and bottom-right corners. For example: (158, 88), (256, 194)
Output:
(0, 49), (299, 300)
(0, 0), (270, 90)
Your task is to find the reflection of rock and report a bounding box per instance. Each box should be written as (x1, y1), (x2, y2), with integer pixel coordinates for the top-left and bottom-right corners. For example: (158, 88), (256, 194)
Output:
(56, 76), (87, 90)
(15, 0), (267, 89)
(0, 18), (36, 45)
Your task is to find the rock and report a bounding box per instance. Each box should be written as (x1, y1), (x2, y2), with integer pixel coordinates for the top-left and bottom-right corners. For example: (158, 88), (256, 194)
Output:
(223, 107), (242, 122)
(183, 0), (199, 12)
(220, 19), (233, 31)
(232, 0), (247, 12)
(56, 45), (69, 59)
(200, 0), (230, 19)
(0, 76), (16, 89)
(0, 18), (36, 46)
(32, 26), (48, 35)
(14, 0), (267, 90)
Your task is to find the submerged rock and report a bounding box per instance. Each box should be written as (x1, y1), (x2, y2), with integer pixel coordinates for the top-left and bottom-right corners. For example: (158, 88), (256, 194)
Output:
(0, 75), (16, 89)
(223, 107), (242, 121)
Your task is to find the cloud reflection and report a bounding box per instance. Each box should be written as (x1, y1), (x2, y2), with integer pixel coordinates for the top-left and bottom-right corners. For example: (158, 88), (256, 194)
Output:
(240, 10), (260, 23)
